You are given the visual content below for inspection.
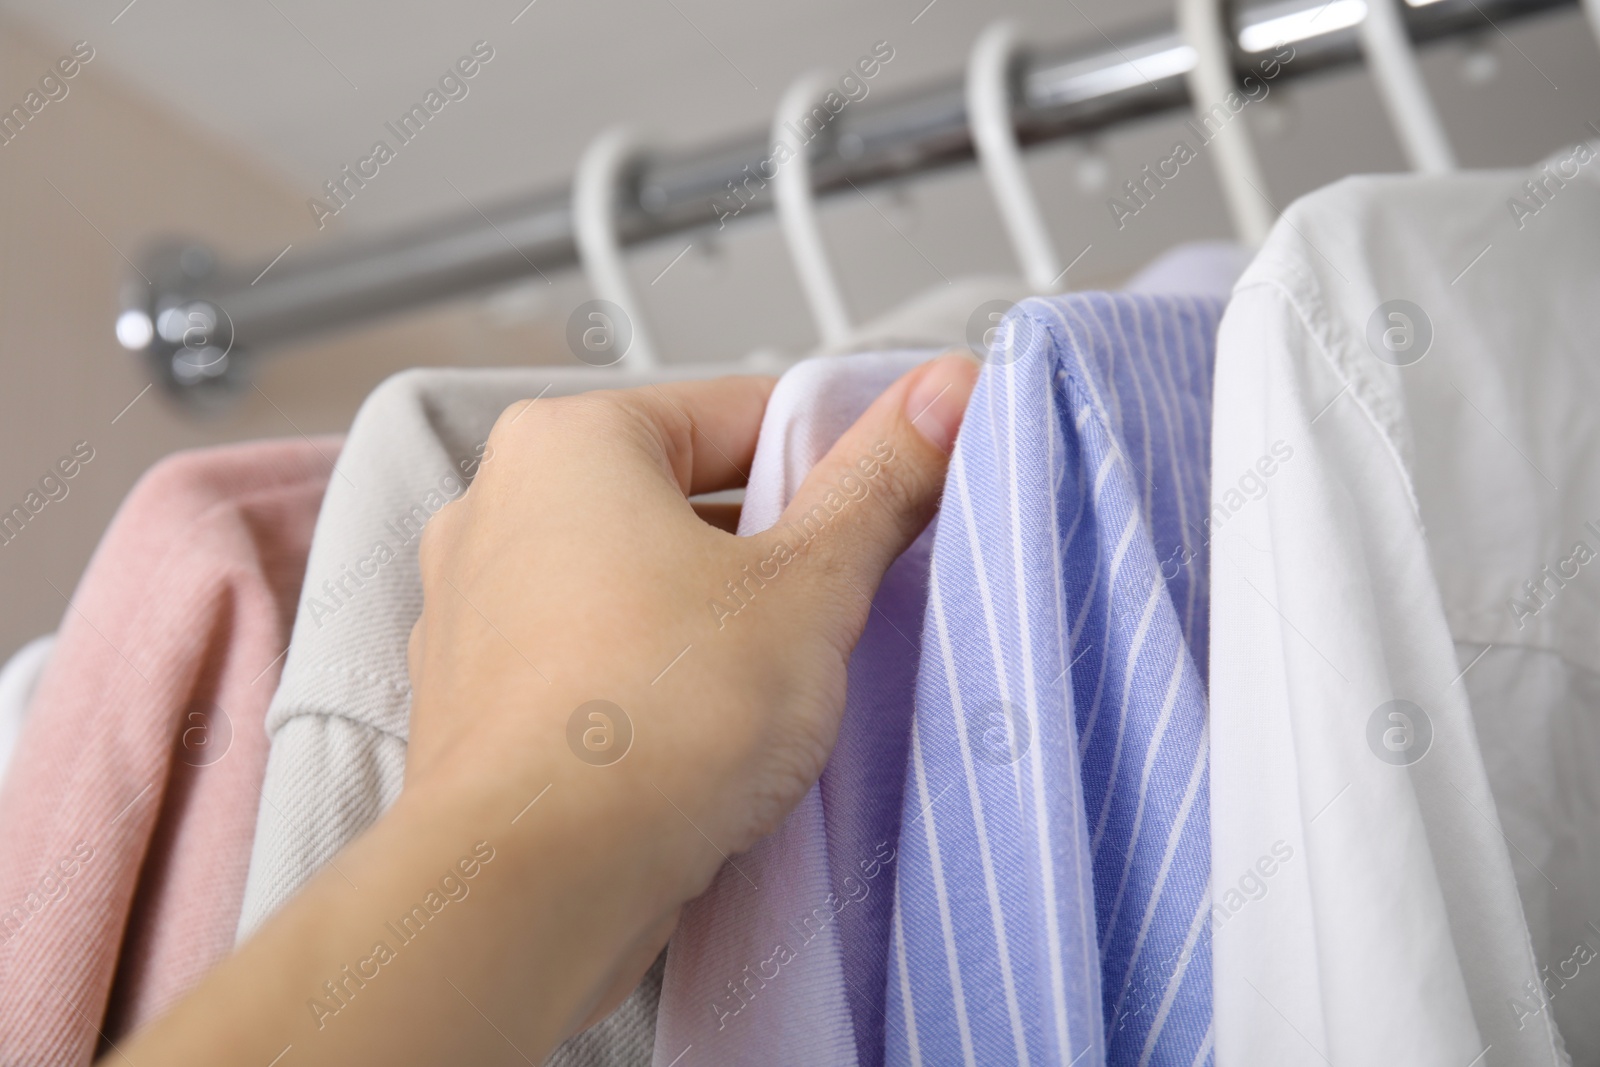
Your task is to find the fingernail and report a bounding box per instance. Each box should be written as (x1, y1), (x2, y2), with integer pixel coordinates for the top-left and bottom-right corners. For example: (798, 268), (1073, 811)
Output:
(905, 354), (980, 454)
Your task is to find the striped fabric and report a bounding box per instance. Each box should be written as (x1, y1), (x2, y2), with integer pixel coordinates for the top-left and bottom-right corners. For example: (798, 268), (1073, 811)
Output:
(886, 293), (1220, 1067)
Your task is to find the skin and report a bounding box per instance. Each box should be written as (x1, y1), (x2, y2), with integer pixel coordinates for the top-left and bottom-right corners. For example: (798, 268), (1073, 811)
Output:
(111, 354), (978, 1066)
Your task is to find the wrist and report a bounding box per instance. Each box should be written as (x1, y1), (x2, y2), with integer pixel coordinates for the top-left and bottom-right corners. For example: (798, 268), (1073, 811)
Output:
(406, 704), (720, 943)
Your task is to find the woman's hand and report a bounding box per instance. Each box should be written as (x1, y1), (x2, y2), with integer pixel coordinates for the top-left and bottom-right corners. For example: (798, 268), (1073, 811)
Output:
(409, 356), (976, 854)
(403, 355), (976, 1034)
(114, 355), (976, 1067)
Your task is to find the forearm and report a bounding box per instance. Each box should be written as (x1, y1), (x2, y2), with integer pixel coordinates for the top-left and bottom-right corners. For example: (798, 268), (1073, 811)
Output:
(115, 736), (695, 1067)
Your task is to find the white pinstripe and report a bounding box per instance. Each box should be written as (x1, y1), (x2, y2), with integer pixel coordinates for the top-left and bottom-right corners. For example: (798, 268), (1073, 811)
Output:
(905, 697), (975, 1067)
(1090, 575), (1166, 855)
(1106, 727), (1208, 1025)
(1137, 878), (1213, 1067)
(889, 292), (1223, 1067)
(946, 462), (1033, 1066)
(1099, 644), (1189, 951)
(1004, 355), (1075, 1062)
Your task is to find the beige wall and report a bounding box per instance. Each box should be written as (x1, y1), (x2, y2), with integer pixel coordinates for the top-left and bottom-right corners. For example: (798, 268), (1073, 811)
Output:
(0, 18), (565, 660)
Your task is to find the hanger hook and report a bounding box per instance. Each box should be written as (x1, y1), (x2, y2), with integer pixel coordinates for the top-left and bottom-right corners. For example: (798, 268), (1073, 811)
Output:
(572, 125), (659, 369)
(1177, 0), (1274, 246)
(773, 71), (853, 347)
(968, 20), (1065, 293)
(1359, 0), (1456, 173)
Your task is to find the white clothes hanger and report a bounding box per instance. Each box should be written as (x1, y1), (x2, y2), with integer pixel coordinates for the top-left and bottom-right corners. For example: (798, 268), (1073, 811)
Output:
(773, 71), (853, 347)
(1359, 0), (1457, 173)
(572, 125), (659, 369)
(1177, 0), (1275, 246)
(967, 20), (1065, 293)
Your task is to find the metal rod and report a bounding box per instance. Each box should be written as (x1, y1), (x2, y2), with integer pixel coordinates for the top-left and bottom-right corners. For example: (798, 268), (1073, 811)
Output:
(122, 0), (1569, 399)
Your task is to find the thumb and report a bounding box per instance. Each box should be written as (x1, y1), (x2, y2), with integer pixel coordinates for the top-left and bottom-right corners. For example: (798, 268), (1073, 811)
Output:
(765, 352), (979, 637)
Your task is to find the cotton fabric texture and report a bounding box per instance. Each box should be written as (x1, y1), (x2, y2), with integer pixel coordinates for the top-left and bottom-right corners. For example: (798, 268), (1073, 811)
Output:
(887, 293), (1223, 1067)
(1209, 165), (1600, 1066)
(0, 438), (336, 1066)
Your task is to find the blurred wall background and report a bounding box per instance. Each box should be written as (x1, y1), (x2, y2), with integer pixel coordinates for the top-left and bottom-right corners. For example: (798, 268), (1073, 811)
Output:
(0, 0), (1597, 659)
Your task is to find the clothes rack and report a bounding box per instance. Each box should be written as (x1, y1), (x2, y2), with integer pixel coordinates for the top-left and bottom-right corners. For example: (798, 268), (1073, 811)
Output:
(115, 0), (1572, 400)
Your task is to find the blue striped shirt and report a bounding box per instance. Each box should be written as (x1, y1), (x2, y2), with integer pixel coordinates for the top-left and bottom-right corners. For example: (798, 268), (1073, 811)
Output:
(886, 293), (1220, 1067)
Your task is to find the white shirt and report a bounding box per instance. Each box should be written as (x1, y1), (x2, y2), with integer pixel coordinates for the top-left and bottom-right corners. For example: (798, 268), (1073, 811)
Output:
(0, 635), (53, 790)
(654, 349), (929, 1067)
(1210, 156), (1600, 1066)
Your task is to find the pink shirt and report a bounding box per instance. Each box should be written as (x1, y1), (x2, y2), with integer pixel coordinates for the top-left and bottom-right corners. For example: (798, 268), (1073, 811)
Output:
(0, 437), (337, 1065)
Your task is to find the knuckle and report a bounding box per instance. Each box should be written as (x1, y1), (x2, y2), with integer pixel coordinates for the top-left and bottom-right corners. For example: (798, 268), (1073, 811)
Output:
(485, 392), (600, 448)
(416, 500), (457, 575)
(407, 616), (424, 667)
(861, 445), (928, 525)
(806, 535), (859, 590)
(567, 391), (645, 434)
(483, 397), (538, 456)
(538, 391), (648, 444)
(482, 392), (632, 475)
(487, 388), (678, 476)
(416, 520), (440, 576)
